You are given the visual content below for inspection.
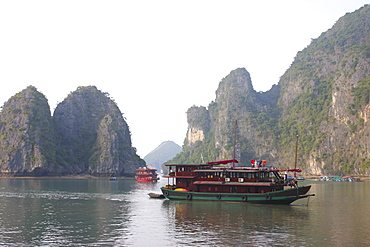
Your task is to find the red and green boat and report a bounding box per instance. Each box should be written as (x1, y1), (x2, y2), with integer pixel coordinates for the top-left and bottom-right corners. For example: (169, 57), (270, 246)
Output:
(161, 159), (314, 205)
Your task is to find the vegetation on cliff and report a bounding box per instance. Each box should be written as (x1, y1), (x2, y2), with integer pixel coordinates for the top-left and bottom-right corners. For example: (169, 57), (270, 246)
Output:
(0, 85), (144, 176)
(0, 86), (56, 174)
(169, 5), (370, 175)
(53, 86), (145, 175)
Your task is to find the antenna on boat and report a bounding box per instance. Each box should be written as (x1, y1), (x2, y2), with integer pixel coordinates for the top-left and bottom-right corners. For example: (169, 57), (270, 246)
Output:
(294, 135), (299, 178)
(233, 119), (238, 168)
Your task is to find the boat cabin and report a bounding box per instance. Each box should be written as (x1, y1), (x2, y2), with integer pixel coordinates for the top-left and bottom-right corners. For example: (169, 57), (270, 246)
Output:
(164, 160), (296, 194)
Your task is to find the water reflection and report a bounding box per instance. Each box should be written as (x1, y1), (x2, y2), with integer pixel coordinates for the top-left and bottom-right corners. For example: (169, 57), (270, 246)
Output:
(0, 178), (369, 246)
(305, 181), (370, 247)
(161, 200), (311, 246)
(0, 178), (133, 246)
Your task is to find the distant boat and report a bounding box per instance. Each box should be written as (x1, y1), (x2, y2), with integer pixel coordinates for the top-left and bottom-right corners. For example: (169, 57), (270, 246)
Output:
(135, 167), (159, 182)
(109, 177), (117, 180)
(341, 176), (362, 182)
(319, 175), (342, 181)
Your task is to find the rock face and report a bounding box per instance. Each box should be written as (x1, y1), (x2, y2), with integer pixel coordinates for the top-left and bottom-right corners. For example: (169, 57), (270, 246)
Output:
(53, 86), (144, 175)
(0, 86), (56, 175)
(0, 85), (144, 176)
(173, 68), (279, 165)
(171, 5), (370, 175)
(186, 106), (209, 146)
(276, 5), (370, 175)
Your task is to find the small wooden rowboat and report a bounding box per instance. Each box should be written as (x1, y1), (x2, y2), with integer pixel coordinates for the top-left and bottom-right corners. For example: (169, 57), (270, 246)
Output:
(148, 193), (165, 199)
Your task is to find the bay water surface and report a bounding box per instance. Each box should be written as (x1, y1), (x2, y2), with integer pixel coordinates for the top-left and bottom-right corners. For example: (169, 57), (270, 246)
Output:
(0, 177), (369, 246)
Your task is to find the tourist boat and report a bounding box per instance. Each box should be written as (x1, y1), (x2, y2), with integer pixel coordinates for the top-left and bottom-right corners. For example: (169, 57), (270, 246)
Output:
(135, 167), (159, 182)
(161, 159), (315, 205)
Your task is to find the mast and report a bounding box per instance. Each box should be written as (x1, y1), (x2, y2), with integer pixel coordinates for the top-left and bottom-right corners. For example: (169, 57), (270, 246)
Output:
(232, 120), (238, 168)
(294, 135), (298, 177)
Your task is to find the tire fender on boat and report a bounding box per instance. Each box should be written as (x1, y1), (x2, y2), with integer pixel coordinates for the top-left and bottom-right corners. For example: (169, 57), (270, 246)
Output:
(242, 195), (248, 202)
(187, 193), (192, 200)
(216, 194), (222, 200)
(164, 190), (169, 196)
(266, 194), (271, 201)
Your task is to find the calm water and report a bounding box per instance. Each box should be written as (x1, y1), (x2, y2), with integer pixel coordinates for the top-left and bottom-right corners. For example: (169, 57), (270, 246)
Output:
(0, 178), (369, 246)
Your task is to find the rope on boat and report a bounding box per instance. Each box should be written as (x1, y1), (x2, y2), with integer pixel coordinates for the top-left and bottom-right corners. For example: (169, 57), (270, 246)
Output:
(306, 196), (310, 206)
(292, 195), (311, 207)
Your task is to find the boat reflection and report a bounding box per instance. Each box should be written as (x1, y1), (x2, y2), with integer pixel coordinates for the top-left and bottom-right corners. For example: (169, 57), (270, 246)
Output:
(161, 200), (311, 246)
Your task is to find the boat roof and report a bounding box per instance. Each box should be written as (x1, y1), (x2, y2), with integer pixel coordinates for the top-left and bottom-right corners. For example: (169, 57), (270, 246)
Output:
(165, 159), (239, 167)
(165, 160), (302, 173)
(206, 159), (239, 165)
(166, 164), (301, 173)
(165, 163), (209, 167)
(137, 167), (157, 171)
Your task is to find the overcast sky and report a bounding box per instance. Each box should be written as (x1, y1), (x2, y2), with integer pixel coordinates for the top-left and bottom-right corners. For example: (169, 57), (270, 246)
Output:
(0, 1), (369, 157)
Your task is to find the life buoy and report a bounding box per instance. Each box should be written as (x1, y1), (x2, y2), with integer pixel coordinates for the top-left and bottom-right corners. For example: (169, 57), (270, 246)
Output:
(187, 193), (192, 200)
(216, 194), (222, 200)
(164, 190), (169, 196)
(242, 195), (248, 202)
(266, 194), (271, 201)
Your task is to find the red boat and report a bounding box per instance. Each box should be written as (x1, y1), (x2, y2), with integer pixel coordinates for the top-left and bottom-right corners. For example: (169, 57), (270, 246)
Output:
(161, 159), (315, 205)
(135, 167), (159, 182)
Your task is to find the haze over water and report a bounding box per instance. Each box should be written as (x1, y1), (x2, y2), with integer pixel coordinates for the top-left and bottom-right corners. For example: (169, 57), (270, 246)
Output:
(0, 178), (369, 246)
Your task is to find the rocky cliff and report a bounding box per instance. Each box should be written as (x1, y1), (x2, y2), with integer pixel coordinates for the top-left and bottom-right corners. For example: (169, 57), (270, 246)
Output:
(0, 86), (56, 175)
(0, 85), (144, 176)
(53, 86), (145, 175)
(171, 68), (279, 165)
(277, 5), (370, 175)
(171, 5), (370, 175)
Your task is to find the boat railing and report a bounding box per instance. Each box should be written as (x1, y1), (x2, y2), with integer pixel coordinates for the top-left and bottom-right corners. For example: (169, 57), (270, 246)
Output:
(163, 184), (176, 190)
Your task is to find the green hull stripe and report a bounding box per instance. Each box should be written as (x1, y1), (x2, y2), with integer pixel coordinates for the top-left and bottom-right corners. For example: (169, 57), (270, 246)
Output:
(161, 187), (308, 203)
